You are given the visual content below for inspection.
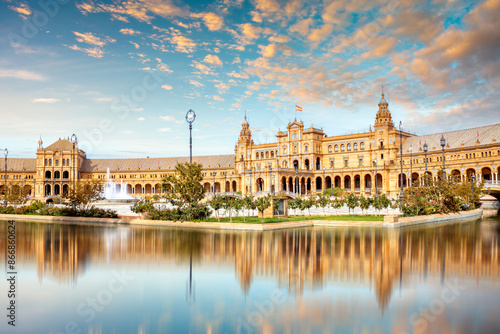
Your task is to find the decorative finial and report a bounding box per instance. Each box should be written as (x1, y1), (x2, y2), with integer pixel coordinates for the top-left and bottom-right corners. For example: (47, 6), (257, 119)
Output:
(244, 109), (247, 121)
(381, 85), (384, 98)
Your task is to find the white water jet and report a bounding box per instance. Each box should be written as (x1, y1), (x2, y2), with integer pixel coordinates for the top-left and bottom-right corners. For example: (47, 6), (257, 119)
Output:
(103, 168), (133, 200)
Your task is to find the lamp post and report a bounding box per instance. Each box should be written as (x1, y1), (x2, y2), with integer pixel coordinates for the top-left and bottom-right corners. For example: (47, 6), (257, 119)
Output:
(423, 142), (428, 186)
(410, 146), (413, 187)
(71, 134), (77, 210)
(399, 121), (404, 207)
(185, 109), (196, 163)
(249, 168), (252, 195)
(323, 167), (325, 193)
(373, 158), (378, 198)
(269, 166), (274, 194)
(295, 167), (299, 194)
(213, 172), (216, 195)
(471, 174), (475, 207)
(440, 135), (446, 180)
(4, 148), (8, 206)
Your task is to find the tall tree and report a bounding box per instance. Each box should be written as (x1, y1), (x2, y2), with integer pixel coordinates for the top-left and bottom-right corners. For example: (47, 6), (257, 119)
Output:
(64, 179), (105, 210)
(162, 162), (205, 207)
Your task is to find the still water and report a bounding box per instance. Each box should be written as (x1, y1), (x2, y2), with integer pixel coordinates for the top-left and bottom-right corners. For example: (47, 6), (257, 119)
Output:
(1, 213), (500, 334)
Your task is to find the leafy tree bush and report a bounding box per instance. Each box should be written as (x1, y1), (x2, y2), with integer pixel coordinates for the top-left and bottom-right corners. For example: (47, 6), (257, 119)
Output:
(255, 195), (272, 223)
(401, 178), (482, 216)
(323, 187), (345, 198)
(131, 198), (154, 214)
(63, 180), (105, 210)
(345, 193), (359, 214)
(162, 162), (205, 207)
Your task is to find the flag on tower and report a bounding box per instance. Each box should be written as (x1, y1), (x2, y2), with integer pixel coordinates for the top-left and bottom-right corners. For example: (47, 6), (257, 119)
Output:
(295, 105), (302, 112)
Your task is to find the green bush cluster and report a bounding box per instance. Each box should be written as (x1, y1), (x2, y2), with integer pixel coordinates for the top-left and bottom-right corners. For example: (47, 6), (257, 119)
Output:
(0, 200), (118, 218)
(133, 198), (212, 221)
(401, 178), (482, 217)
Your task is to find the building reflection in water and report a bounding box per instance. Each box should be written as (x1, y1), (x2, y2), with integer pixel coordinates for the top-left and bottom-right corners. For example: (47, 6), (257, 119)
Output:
(1, 220), (499, 311)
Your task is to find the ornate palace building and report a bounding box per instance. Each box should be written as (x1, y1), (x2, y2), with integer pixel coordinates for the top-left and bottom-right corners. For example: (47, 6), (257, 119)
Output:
(2, 93), (500, 200)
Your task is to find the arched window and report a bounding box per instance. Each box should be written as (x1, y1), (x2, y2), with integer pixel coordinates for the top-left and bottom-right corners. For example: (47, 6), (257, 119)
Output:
(347, 143), (351, 151)
(271, 151), (274, 158)
(283, 147), (287, 154)
(328, 145), (332, 153)
(261, 152), (264, 158)
(305, 145), (308, 153)
(265, 151), (269, 158)
(341, 144), (345, 152)
(353, 143), (358, 150)
(360, 142), (365, 150)
(334, 145), (338, 152)
(256, 152), (259, 159)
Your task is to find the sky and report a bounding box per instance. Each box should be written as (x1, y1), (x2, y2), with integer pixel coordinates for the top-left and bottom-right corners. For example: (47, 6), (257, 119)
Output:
(0, 0), (499, 159)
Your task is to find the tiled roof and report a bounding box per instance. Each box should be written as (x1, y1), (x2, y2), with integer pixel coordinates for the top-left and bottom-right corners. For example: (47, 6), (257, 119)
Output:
(81, 154), (236, 172)
(44, 138), (74, 151)
(402, 123), (500, 153)
(5, 158), (36, 171)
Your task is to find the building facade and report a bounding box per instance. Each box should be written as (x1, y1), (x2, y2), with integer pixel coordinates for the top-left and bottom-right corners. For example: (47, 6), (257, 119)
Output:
(2, 93), (500, 201)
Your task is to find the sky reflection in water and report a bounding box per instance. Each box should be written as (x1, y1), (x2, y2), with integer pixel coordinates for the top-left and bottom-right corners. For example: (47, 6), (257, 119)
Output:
(1, 213), (500, 334)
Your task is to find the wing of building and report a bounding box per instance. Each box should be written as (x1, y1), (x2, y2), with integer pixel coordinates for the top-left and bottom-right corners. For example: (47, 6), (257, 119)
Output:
(2, 93), (499, 200)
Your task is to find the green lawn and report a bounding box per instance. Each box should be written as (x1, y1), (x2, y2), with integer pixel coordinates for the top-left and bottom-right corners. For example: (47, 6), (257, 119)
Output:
(196, 215), (384, 224)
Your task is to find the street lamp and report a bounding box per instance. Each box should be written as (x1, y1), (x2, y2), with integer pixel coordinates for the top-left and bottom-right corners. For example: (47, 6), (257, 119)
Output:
(323, 167), (326, 193)
(440, 134), (446, 180)
(213, 172), (216, 195)
(4, 148), (8, 206)
(410, 146), (413, 187)
(271, 168), (275, 194)
(423, 142), (428, 186)
(71, 134), (77, 210)
(186, 109), (196, 163)
(399, 121), (404, 206)
(224, 172), (227, 193)
(471, 174), (475, 207)
(295, 167), (299, 194)
(249, 168), (252, 195)
(373, 158), (378, 198)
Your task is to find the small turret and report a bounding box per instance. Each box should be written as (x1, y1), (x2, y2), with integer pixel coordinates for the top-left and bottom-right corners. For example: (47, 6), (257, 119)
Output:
(374, 91), (394, 128)
(238, 112), (252, 144)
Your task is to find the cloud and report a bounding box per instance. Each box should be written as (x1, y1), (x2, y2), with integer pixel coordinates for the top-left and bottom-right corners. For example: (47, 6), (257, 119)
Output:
(192, 61), (215, 75)
(232, 57), (241, 64)
(161, 85), (173, 90)
(160, 115), (175, 121)
(190, 80), (205, 87)
(191, 12), (224, 31)
(308, 24), (334, 44)
(212, 95), (224, 101)
(290, 18), (314, 37)
(73, 32), (115, 47)
(120, 28), (141, 35)
(169, 34), (196, 53)
(76, 0), (188, 23)
(9, 3), (31, 17)
(269, 35), (291, 43)
(0, 69), (46, 81)
(215, 82), (230, 94)
(32, 98), (60, 103)
(203, 54), (223, 66)
(158, 128), (171, 132)
(130, 41), (140, 49)
(137, 117), (145, 121)
(66, 45), (105, 58)
(227, 71), (249, 79)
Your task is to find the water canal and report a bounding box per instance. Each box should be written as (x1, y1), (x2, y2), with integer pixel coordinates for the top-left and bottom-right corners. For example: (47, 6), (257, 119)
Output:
(1, 211), (500, 333)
